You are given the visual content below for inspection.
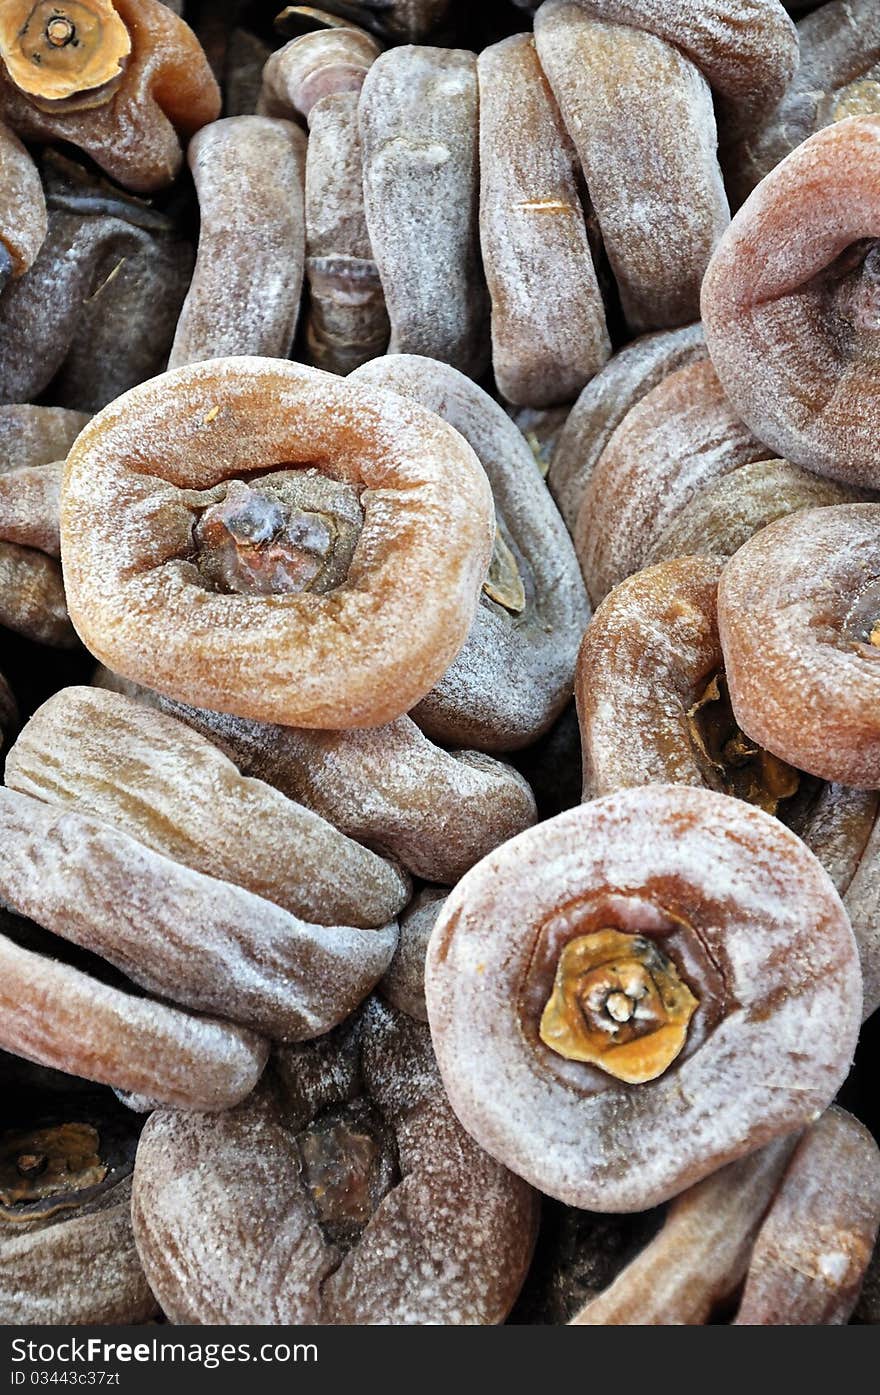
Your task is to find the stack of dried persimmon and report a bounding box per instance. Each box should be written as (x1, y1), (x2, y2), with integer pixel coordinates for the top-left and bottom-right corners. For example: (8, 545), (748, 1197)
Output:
(0, 0), (878, 1329)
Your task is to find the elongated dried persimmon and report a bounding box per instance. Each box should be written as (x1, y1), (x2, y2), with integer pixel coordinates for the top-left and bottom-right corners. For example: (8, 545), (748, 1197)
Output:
(703, 116), (880, 487)
(534, 2), (729, 333)
(60, 356), (494, 729)
(0, 903), (266, 1111)
(726, 0), (880, 205)
(258, 29), (387, 375)
(734, 1108), (880, 1325)
(5, 686), (408, 929)
(0, 0), (220, 193)
(478, 34), (609, 408)
(548, 324), (706, 533)
(95, 669), (538, 886)
(718, 505), (880, 788)
(570, 1138), (796, 1324)
(646, 458), (869, 566)
(132, 998), (536, 1324)
(575, 359), (770, 605)
(553, 1), (798, 137)
(426, 785), (861, 1210)
(380, 886), (447, 1022)
(359, 46), (488, 376)
(168, 117), (306, 367)
(350, 354), (589, 751)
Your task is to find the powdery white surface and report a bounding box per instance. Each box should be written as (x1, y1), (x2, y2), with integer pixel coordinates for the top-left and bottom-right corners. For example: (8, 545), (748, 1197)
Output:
(96, 669), (537, 884)
(0, 1179), (156, 1325)
(350, 354), (590, 751)
(60, 356), (494, 728)
(560, 0), (798, 137)
(571, 1137), (795, 1323)
(169, 117), (306, 367)
(425, 784), (862, 1211)
(0, 122), (46, 274)
(727, 0), (880, 204)
(478, 35), (609, 409)
(6, 685), (408, 928)
(734, 1107), (880, 1324)
(548, 323), (706, 532)
(0, 920), (266, 1110)
(359, 46), (489, 377)
(646, 457), (869, 564)
(576, 359), (770, 604)
(0, 0), (220, 194)
(0, 405), (89, 475)
(717, 504), (880, 786)
(0, 786), (397, 1042)
(702, 114), (880, 487)
(534, 4), (730, 333)
(576, 556), (723, 797)
(304, 92), (390, 374)
(259, 29), (380, 124)
(0, 461), (62, 557)
(0, 540), (72, 647)
(132, 998), (537, 1324)
(381, 886), (447, 1022)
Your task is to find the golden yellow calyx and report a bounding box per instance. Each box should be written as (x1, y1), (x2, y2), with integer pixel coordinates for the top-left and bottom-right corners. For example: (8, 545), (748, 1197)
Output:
(688, 671), (799, 815)
(483, 527), (525, 614)
(0, 1122), (106, 1211)
(539, 929), (698, 1084)
(830, 79), (880, 124)
(0, 0), (131, 103)
(870, 621), (880, 647)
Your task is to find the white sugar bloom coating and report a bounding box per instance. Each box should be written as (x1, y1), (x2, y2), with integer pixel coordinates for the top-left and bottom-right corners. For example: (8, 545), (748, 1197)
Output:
(381, 886), (448, 1022)
(702, 115), (880, 487)
(646, 457), (870, 565)
(534, 3), (730, 333)
(258, 28), (380, 123)
(0, 787), (397, 1041)
(576, 556), (723, 799)
(0, 405), (89, 474)
(0, 1178), (157, 1325)
(0, 541), (74, 647)
(350, 354), (590, 752)
(131, 998), (537, 1325)
(571, 1136), (796, 1324)
(735, 1107), (880, 1325)
(60, 356), (495, 729)
(95, 668), (538, 886)
(478, 34), (610, 409)
(359, 46), (489, 377)
(576, 359), (770, 606)
(168, 117), (305, 367)
(303, 92), (390, 374)
(0, 926), (266, 1111)
(548, 323), (706, 532)
(727, 0), (880, 205)
(718, 505), (880, 788)
(557, 0), (798, 137)
(0, 123), (46, 275)
(0, 461), (63, 557)
(425, 785), (862, 1211)
(5, 686), (409, 929)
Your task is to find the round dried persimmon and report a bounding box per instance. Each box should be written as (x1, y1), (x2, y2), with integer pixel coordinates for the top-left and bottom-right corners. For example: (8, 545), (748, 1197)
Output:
(717, 504), (880, 788)
(60, 356), (494, 729)
(426, 784), (861, 1211)
(703, 115), (880, 487)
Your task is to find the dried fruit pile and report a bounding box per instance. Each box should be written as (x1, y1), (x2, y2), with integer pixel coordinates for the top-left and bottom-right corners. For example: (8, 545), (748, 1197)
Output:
(0, 0), (878, 1328)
